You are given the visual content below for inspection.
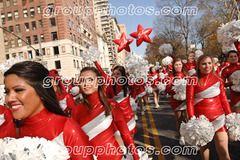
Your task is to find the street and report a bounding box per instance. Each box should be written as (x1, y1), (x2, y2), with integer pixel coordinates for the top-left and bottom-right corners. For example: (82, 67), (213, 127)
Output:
(134, 92), (240, 160)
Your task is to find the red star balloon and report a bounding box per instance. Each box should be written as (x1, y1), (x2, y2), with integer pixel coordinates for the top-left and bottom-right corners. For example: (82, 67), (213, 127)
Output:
(113, 33), (134, 52)
(130, 24), (153, 47)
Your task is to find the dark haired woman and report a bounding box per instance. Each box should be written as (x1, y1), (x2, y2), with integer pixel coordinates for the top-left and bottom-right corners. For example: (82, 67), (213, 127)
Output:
(186, 55), (231, 160)
(94, 61), (137, 135)
(0, 105), (16, 138)
(49, 72), (75, 116)
(148, 66), (160, 108)
(71, 67), (139, 160)
(221, 50), (240, 113)
(4, 61), (93, 160)
(165, 58), (189, 145)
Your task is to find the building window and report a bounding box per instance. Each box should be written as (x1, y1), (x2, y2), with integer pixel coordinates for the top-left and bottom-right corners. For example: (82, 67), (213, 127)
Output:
(48, 4), (54, 13)
(50, 18), (56, 26)
(4, 40), (8, 47)
(11, 40), (15, 48)
(26, 36), (31, 45)
(18, 39), (22, 47)
(28, 50), (33, 59)
(51, 32), (58, 40)
(23, 9), (28, 18)
(9, 26), (13, 32)
(80, 49), (83, 57)
(70, 33), (72, 41)
(37, 6), (41, 14)
(24, 23), (29, 32)
(68, 19), (71, 30)
(12, 0), (17, 6)
(36, 49), (40, 56)
(33, 35), (38, 44)
(19, 52), (23, 58)
(72, 22), (74, 30)
(7, 12), (12, 21)
(1, 14), (5, 23)
(32, 21), (36, 30)
(39, 20), (42, 28)
(6, 0), (10, 7)
(75, 47), (77, 56)
(40, 34), (44, 42)
(30, 8), (35, 17)
(42, 48), (46, 55)
(14, 11), (19, 20)
(6, 54), (10, 59)
(16, 24), (21, 33)
(53, 46), (59, 55)
(73, 60), (76, 68)
(73, 34), (76, 42)
(55, 60), (61, 69)
(72, 46), (74, 55)
(12, 53), (16, 58)
(77, 60), (79, 68)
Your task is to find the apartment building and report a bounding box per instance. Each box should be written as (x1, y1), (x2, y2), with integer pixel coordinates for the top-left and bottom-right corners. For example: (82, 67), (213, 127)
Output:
(0, 0), (98, 78)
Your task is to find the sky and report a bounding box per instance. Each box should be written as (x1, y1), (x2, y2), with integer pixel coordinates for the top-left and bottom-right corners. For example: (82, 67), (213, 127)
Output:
(108, 0), (158, 57)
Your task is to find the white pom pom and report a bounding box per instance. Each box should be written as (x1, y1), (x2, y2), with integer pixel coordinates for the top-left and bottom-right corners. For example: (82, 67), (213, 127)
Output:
(147, 86), (153, 94)
(130, 97), (138, 112)
(182, 59), (187, 63)
(70, 86), (80, 96)
(213, 58), (218, 64)
(122, 148), (152, 160)
(83, 46), (100, 64)
(159, 73), (166, 80)
(159, 44), (173, 56)
(162, 56), (173, 66)
(195, 50), (204, 60)
(217, 20), (240, 47)
(225, 113), (240, 141)
(222, 44), (237, 54)
(172, 79), (187, 100)
(180, 115), (215, 146)
(0, 137), (70, 160)
(0, 56), (25, 74)
(157, 82), (166, 92)
(229, 71), (240, 92)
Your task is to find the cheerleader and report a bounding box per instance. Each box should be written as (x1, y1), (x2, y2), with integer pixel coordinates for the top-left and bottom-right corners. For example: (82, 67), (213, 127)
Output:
(221, 50), (240, 113)
(186, 55), (231, 160)
(94, 61), (137, 135)
(135, 78), (147, 115)
(185, 51), (196, 76)
(4, 61), (93, 160)
(49, 71), (75, 116)
(71, 67), (139, 160)
(0, 105), (16, 138)
(165, 58), (189, 145)
(148, 67), (161, 108)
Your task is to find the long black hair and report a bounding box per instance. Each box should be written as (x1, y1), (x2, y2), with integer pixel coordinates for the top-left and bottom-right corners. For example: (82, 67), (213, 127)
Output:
(4, 61), (66, 116)
(80, 67), (111, 116)
(112, 65), (129, 97)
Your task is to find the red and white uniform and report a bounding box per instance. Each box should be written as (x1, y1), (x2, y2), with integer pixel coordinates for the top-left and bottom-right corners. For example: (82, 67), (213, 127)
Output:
(135, 78), (147, 99)
(214, 64), (220, 76)
(221, 63), (240, 108)
(166, 72), (187, 111)
(186, 73), (232, 132)
(106, 85), (137, 134)
(18, 108), (93, 160)
(0, 105), (16, 138)
(147, 72), (160, 90)
(185, 61), (196, 76)
(56, 86), (76, 112)
(71, 92), (139, 160)
(95, 61), (137, 134)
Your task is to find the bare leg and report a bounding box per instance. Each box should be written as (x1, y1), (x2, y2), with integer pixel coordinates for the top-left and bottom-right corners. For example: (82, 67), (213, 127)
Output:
(200, 144), (210, 160)
(214, 132), (231, 160)
(174, 111), (182, 134)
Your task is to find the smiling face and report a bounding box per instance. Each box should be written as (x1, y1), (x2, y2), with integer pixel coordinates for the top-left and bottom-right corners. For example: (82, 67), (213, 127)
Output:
(199, 57), (213, 74)
(188, 52), (195, 62)
(228, 52), (239, 64)
(4, 74), (44, 120)
(174, 61), (183, 72)
(79, 70), (98, 95)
